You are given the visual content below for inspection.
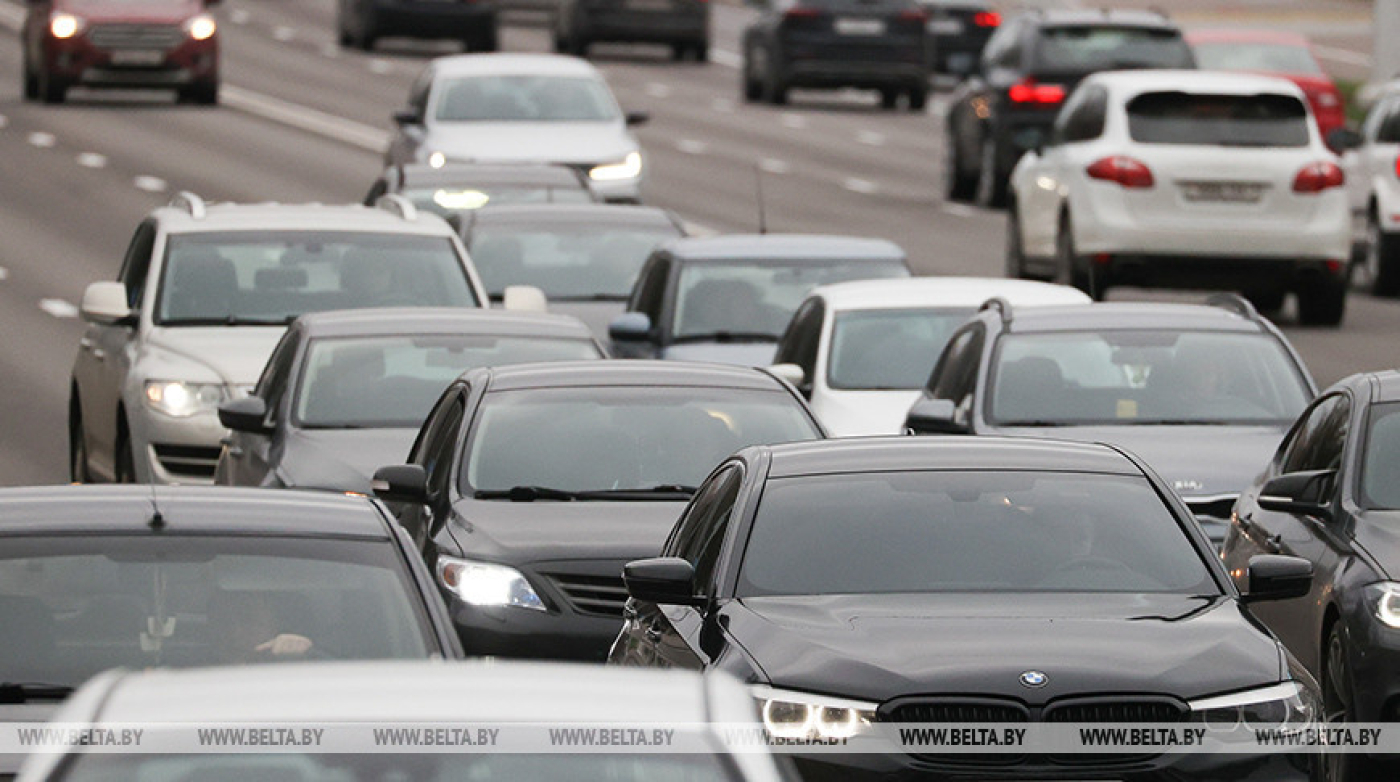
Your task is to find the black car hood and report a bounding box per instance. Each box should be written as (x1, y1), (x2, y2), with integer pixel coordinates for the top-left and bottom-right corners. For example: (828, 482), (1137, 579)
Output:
(732, 592), (1282, 702)
(1351, 509), (1400, 580)
(282, 428), (418, 494)
(446, 498), (687, 563)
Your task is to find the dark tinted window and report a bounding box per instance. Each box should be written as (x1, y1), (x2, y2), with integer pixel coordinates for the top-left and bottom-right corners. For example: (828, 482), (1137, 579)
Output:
(928, 324), (984, 405)
(828, 308), (973, 390)
(1281, 393), (1350, 474)
(119, 221), (158, 309)
(1033, 25), (1193, 71)
(773, 298), (825, 384)
(1362, 402), (1400, 510)
(1056, 85), (1109, 143)
(670, 466), (744, 592)
(1379, 108), (1400, 144)
(1126, 91), (1311, 147)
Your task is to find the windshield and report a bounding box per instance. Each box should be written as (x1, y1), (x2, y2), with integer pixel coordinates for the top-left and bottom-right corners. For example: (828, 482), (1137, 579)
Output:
(828, 308), (974, 390)
(1126, 92), (1312, 147)
(155, 232), (478, 326)
(987, 330), (1311, 426)
(434, 76), (621, 122)
(738, 471), (1217, 595)
(404, 186), (594, 217)
(1190, 41), (1323, 75)
(295, 335), (601, 429)
(0, 536), (435, 688)
(1033, 25), (1194, 71)
(470, 222), (681, 300)
(1362, 402), (1400, 510)
(673, 260), (908, 339)
(463, 387), (819, 495)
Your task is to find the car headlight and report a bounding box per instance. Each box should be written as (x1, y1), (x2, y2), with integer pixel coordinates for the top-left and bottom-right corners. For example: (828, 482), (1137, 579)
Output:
(751, 685), (876, 740)
(427, 151), (447, 169)
(50, 12), (84, 39)
(436, 555), (546, 611)
(184, 14), (217, 41)
(143, 381), (225, 418)
(1366, 582), (1400, 628)
(589, 152), (642, 182)
(1190, 681), (1318, 731)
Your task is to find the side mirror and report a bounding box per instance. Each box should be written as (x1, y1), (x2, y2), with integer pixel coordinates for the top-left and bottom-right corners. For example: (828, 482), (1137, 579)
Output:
(502, 285), (548, 312)
(218, 397), (272, 435)
(623, 558), (706, 607)
(624, 111), (650, 127)
(1011, 127), (1046, 156)
(609, 312), (653, 342)
(768, 363), (806, 388)
(1241, 554), (1313, 603)
(1257, 469), (1335, 518)
(1326, 128), (1363, 152)
(904, 397), (967, 435)
(80, 281), (135, 325)
(372, 464), (429, 505)
(392, 109), (421, 127)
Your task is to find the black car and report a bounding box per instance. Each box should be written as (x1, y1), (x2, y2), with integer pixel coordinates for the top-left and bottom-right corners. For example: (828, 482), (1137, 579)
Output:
(337, 0), (497, 52)
(214, 308), (604, 493)
(609, 235), (911, 366)
(1222, 369), (1400, 782)
(612, 436), (1321, 782)
(364, 163), (600, 217)
(740, 0), (931, 110)
(903, 296), (1317, 547)
(943, 8), (1193, 207)
(372, 360), (825, 661)
(553, 0), (710, 61)
(917, 0), (998, 76)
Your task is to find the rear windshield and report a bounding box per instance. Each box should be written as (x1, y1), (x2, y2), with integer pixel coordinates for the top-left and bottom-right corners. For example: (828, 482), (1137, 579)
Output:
(1126, 91), (1311, 147)
(1033, 25), (1194, 72)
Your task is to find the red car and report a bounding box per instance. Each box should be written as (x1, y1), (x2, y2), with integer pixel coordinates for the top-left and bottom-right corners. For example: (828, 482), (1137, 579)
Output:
(1187, 28), (1346, 145)
(22, 0), (220, 105)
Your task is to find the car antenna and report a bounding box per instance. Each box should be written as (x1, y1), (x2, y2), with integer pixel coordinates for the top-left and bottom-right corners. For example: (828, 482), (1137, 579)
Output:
(147, 486), (165, 530)
(755, 163), (768, 235)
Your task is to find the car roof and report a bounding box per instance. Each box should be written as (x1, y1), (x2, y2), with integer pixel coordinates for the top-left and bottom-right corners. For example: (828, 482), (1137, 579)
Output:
(0, 485), (390, 539)
(762, 436), (1141, 479)
(1184, 28), (1312, 47)
(809, 277), (1091, 312)
(392, 162), (585, 188)
(428, 53), (603, 79)
(479, 359), (785, 392)
(295, 307), (595, 341)
(1090, 69), (1306, 98)
(154, 200), (457, 236)
(662, 234), (906, 263)
(1364, 369), (1400, 402)
(1023, 8), (1178, 28)
(467, 203), (678, 227)
(999, 301), (1271, 334)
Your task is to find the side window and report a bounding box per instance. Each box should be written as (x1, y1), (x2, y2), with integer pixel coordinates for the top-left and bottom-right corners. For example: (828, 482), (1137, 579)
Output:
(408, 68), (433, 119)
(412, 388), (467, 497)
(255, 330), (300, 423)
(1378, 104), (1400, 144)
(1280, 394), (1350, 474)
(928, 324), (986, 411)
(1057, 85), (1108, 144)
(774, 298), (823, 382)
(981, 20), (1021, 70)
(667, 466), (744, 594)
(1361, 97), (1390, 141)
(117, 221), (158, 309)
(630, 256), (669, 324)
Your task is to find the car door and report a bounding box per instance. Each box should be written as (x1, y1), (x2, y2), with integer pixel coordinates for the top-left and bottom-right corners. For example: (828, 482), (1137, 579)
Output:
(220, 328), (300, 487)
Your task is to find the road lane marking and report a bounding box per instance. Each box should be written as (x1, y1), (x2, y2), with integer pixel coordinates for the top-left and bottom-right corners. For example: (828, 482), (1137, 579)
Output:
(0, 114), (8, 129)
(0, 3), (22, 27)
(941, 202), (977, 217)
(676, 139), (708, 154)
(220, 85), (389, 152)
(369, 59), (394, 75)
(0, 267), (9, 281)
(273, 26), (296, 42)
(133, 176), (168, 193)
(843, 177), (877, 194)
(758, 158), (790, 174)
(709, 49), (741, 69)
(781, 114), (806, 129)
(711, 98), (735, 113)
(76, 152), (107, 169)
(1312, 45), (1371, 67)
(28, 132), (56, 148)
(858, 131), (885, 146)
(39, 299), (79, 319)
(645, 83), (672, 98)
(321, 43), (341, 58)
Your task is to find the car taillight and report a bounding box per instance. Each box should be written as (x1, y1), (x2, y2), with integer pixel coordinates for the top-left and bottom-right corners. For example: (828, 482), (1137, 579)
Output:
(784, 6), (824, 19)
(1394, 153), (1400, 180)
(1007, 78), (1065, 105)
(1292, 161), (1344, 193)
(897, 9), (928, 23)
(974, 11), (1001, 27)
(1086, 156), (1154, 188)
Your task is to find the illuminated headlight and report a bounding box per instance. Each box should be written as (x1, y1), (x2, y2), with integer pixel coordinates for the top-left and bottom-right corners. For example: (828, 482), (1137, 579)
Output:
(436, 555), (545, 611)
(184, 14), (217, 41)
(1190, 681), (1317, 731)
(50, 12), (84, 39)
(589, 151), (642, 182)
(752, 685), (876, 740)
(428, 151), (447, 169)
(1366, 582), (1400, 628)
(432, 189), (490, 211)
(143, 381), (225, 418)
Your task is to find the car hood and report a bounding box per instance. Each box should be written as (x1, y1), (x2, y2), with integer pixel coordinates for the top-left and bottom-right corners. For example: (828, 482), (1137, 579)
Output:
(143, 327), (286, 386)
(817, 390), (923, 437)
(1351, 509), (1400, 581)
(282, 428), (419, 494)
(421, 123), (637, 168)
(661, 342), (778, 366)
(545, 300), (626, 345)
(731, 592), (1282, 702)
(66, 0), (204, 23)
(993, 424), (1284, 499)
(447, 497), (687, 563)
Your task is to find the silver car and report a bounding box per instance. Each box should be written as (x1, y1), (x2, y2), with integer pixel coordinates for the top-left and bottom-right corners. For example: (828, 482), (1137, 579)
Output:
(69, 193), (490, 485)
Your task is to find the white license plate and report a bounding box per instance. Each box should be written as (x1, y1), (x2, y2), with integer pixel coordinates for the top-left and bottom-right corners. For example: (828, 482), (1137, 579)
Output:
(1180, 181), (1267, 203)
(110, 50), (165, 66)
(835, 18), (886, 36)
(928, 18), (964, 34)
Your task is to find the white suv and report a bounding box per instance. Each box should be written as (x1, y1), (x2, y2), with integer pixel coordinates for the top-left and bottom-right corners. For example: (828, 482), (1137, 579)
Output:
(1007, 70), (1352, 326)
(69, 194), (489, 484)
(1338, 84), (1400, 296)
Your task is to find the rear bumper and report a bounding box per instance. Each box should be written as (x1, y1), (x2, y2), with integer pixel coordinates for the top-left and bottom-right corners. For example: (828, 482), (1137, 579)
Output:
(1088, 254), (1347, 293)
(786, 60), (928, 90)
(574, 9), (708, 44)
(369, 2), (497, 37)
(42, 34), (217, 89)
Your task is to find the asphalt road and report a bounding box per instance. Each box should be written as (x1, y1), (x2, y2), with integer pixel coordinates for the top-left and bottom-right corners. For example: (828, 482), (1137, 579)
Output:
(0, 0), (1394, 486)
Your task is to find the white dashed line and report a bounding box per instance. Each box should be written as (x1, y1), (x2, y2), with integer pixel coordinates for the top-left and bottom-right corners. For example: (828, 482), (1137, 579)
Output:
(758, 158), (790, 174)
(857, 131), (886, 146)
(273, 26), (296, 42)
(0, 267), (9, 281)
(941, 202), (977, 217)
(229, 8), (250, 24)
(684, 221), (719, 237)
(28, 132), (56, 149)
(76, 152), (107, 169)
(709, 49), (742, 69)
(0, 114), (8, 129)
(781, 114), (807, 129)
(368, 59), (394, 75)
(711, 98), (735, 113)
(1312, 44), (1371, 67)
(645, 83), (672, 98)
(133, 176), (168, 193)
(39, 299), (79, 319)
(843, 178), (877, 194)
(676, 139), (708, 155)
(321, 43), (341, 58)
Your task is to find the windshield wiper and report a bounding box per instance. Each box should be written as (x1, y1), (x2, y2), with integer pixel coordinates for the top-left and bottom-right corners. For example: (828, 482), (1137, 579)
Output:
(474, 484), (698, 502)
(671, 331), (778, 344)
(474, 486), (582, 502)
(549, 293), (629, 302)
(0, 682), (75, 704)
(165, 315), (296, 327)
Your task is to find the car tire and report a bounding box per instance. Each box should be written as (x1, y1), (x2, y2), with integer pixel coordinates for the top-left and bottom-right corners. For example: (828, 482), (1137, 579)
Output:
(114, 417), (136, 484)
(742, 50), (762, 102)
(40, 69), (66, 105)
(974, 136), (1008, 209)
(1005, 203), (1029, 279)
(880, 88), (899, 110)
(1243, 288), (1285, 315)
(69, 395), (89, 484)
(693, 41), (709, 62)
(1297, 271), (1347, 327)
(569, 34), (590, 57)
(1055, 213), (1099, 299)
(178, 81), (218, 105)
(1323, 626), (1387, 782)
(908, 86), (927, 112)
(1363, 209), (1400, 297)
(672, 43), (688, 62)
(942, 131), (976, 203)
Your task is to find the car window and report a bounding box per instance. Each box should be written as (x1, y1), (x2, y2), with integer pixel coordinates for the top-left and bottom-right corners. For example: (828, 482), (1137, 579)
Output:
(1280, 393), (1350, 474)
(927, 323), (985, 408)
(1126, 91), (1311, 147)
(118, 221), (158, 310)
(1055, 84), (1109, 144)
(256, 329), (301, 424)
(828, 308), (974, 390)
(433, 76), (621, 122)
(1031, 25), (1194, 72)
(629, 256), (670, 325)
(738, 471), (1217, 595)
(420, 391), (466, 500)
(1378, 106), (1400, 144)
(668, 465), (744, 593)
(773, 297), (824, 383)
(1361, 402), (1400, 510)
(468, 221), (681, 299)
(1189, 41), (1323, 75)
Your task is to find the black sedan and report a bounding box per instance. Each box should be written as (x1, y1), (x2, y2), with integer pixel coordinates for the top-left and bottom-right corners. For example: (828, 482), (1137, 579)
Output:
(373, 360), (825, 661)
(554, 0), (710, 61)
(612, 436), (1321, 782)
(363, 162), (600, 217)
(1223, 369), (1400, 782)
(214, 308), (603, 494)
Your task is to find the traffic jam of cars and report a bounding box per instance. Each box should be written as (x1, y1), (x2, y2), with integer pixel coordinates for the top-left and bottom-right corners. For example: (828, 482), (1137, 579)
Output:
(5, 1), (1400, 782)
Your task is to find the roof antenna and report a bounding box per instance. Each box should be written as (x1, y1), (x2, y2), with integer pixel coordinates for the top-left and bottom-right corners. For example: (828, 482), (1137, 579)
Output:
(755, 163), (768, 235)
(147, 486), (165, 530)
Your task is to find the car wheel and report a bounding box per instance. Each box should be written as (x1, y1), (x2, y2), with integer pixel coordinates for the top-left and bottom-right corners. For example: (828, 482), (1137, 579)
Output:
(742, 49), (762, 102)
(1297, 271), (1347, 326)
(69, 396), (89, 483)
(1055, 213), (1099, 299)
(693, 41), (709, 62)
(942, 130), (976, 203)
(974, 136), (1008, 209)
(114, 417), (136, 484)
(1323, 626), (1385, 782)
(1243, 288), (1285, 314)
(1363, 209), (1400, 296)
(1005, 204), (1029, 279)
(569, 34), (589, 57)
(754, 47), (786, 105)
(40, 69), (66, 105)
(671, 43), (688, 62)
(880, 88), (899, 110)
(908, 86), (927, 112)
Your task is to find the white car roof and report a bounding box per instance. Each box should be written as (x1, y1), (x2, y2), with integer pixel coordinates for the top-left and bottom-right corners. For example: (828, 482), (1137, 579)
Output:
(1090, 69), (1307, 100)
(429, 53), (603, 79)
(156, 201), (459, 237)
(808, 277), (1091, 312)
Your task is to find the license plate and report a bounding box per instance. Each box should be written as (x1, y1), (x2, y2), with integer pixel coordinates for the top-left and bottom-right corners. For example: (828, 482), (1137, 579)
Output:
(110, 50), (165, 66)
(835, 18), (886, 36)
(1180, 181), (1266, 203)
(928, 18), (964, 34)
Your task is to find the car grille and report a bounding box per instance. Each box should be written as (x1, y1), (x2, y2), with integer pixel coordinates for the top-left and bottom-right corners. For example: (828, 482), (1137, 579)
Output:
(152, 443), (221, 479)
(544, 572), (628, 617)
(88, 24), (184, 50)
(885, 698), (1029, 767)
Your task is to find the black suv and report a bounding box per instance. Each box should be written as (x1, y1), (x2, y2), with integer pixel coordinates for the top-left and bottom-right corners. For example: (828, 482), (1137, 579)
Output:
(740, 0), (931, 110)
(943, 8), (1193, 207)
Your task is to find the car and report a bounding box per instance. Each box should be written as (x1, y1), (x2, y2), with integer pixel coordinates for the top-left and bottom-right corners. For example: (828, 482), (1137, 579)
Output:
(21, 0), (219, 105)
(944, 8), (1193, 208)
(385, 54), (649, 203)
(69, 193), (490, 486)
(1336, 89), (1400, 296)
(740, 0), (932, 110)
(768, 277), (1089, 436)
(1007, 70), (1352, 325)
(916, 0), (998, 76)
(458, 203), (688, 337)
(611, 436), (1322, 782)
(1221, 369), (1400, 782)
(336, 0), (497, 53)
(608, 235), (911, 366)
(363, 162), (601, 218)
(553, 0), (710, 61)
(213, 308), (605, 494)
(902, 297), (1318, 548)
(371, 360), (826, 661)
(1186, 29), (1347, 148)
(15, 662), (791, 782)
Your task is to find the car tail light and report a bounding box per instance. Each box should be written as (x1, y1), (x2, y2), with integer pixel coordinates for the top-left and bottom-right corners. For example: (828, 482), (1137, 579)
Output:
(1086, 156), (1155, 188)
(897, 9), (928, 23)
(1007, 78), (1065, 105)
(784, 6), (824, 19)
(1292, 161), (1344, 193)
(974, 11), (1001, 27)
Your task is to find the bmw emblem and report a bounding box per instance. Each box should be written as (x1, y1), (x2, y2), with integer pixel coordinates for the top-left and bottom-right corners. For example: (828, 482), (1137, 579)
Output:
(1020, 671), (1048, 688)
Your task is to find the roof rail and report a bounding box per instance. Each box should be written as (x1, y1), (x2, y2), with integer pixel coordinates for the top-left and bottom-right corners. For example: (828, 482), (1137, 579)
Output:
(979, 296), (1014, 324)
(375, 193), (418, 222)
(1204, 292), (1259, 321)
(169, 191), (206, 220)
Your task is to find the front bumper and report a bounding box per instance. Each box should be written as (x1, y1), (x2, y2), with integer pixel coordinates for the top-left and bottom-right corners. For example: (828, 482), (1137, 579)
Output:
(785, 59), (928, 91)
(446, 597), (622, 661)
(43, 32), (216, 90)
(127, 406), (224, 484)
(1349, 618), (1400, 722)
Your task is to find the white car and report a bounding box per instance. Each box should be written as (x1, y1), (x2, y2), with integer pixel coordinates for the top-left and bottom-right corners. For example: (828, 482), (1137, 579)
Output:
(1007, 70), (1352, 326)
(384, 54), (648, 203)
(1337, 84), (1400, 296)
(768, 277), (1089, 436)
